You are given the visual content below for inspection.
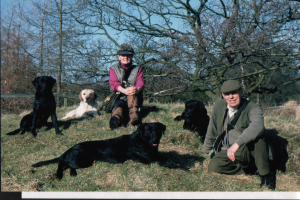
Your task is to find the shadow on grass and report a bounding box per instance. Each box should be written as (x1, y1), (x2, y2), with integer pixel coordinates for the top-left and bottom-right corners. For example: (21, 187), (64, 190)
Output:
(5, 116), (88, 136)
(55, 118), (86, 130)
(156, 151), (205, 171)
(140, 106), (160, 118)
(11, 106), (161, 136)
(264, 128), (289, 173)
(122, 106), (161, 127)
(41, 118), (87, 133)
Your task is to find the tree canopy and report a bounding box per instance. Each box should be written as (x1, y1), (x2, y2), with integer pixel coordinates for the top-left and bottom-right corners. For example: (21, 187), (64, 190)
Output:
(1, 0), (300, 104)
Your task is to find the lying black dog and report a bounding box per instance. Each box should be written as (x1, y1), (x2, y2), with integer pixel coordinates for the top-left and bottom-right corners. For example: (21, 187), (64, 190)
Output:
(6, 76), (62, 136)
(174, 100), (209, 139)
(32, 122), (166, 179)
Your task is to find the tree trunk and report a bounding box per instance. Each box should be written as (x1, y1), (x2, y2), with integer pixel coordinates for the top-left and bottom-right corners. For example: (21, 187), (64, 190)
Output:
(57, 0), (62, 107)
(39, 17), (44, 76)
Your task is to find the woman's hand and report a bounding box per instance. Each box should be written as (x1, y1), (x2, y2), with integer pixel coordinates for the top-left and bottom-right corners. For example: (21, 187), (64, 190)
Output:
(118, 85), (136, 96)
(126, 85), (137, 95)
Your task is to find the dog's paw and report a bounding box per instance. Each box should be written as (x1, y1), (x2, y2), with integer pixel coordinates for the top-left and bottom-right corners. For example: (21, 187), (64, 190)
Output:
(31, 131), (37, 137)
(174, 116), (182, 121)
(56, 131), (64, 136)
(70, 168), (77, 176)
(56, 172), (63, 180)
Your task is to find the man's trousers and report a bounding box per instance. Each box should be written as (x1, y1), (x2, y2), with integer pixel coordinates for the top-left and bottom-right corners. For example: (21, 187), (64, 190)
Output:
(208, 137), (271, 176)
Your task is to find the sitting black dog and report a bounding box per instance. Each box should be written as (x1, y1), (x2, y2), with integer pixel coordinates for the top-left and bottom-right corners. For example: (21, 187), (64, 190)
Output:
(6, 76), (62, 136)
(32, 122), (166, 179)
(174, 100), (209, 139)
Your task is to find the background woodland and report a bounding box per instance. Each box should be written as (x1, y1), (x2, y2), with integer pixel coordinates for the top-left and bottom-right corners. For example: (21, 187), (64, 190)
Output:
(1, 0), (300, 113)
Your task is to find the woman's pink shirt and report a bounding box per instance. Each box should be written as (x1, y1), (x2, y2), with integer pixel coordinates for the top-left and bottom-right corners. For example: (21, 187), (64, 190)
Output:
(109, 62), (144, 92)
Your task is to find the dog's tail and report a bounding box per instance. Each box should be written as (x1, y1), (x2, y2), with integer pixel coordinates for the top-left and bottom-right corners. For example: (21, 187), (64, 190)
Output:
(32, 157), (60, 167)
(6, 129), (21, 135)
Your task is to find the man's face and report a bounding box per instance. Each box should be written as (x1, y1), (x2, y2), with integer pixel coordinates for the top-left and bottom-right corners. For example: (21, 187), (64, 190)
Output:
(222, 89), (243, 109)
(118, 54), (133, 65)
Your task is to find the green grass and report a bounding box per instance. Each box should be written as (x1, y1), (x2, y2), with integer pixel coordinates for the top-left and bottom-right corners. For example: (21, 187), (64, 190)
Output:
(1, 101), (300, 192)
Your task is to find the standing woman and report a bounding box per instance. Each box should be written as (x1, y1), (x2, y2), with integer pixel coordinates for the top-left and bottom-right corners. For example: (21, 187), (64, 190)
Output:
(109, 43), (144, 130)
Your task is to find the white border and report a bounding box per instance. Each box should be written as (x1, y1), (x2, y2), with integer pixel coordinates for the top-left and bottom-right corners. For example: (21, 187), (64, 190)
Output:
(22, 192), (300, 199)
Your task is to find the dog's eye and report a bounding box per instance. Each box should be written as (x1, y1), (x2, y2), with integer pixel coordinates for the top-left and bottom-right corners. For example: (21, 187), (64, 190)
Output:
(83, 93), (85, 95)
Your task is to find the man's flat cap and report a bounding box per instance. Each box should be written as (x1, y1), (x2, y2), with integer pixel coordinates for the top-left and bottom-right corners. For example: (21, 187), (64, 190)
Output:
(117, 43), (134, 55)
(221, 80), (241, 93)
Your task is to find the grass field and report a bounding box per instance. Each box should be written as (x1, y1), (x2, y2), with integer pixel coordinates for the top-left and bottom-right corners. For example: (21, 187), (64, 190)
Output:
(1, 100), (300, 192)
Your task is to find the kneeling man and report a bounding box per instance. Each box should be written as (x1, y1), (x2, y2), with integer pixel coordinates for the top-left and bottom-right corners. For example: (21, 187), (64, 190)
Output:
(202, 80), (275, 190)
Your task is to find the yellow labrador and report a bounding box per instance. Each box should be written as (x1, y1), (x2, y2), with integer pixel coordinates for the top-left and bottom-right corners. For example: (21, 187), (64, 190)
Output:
(61, 89), (98, 120)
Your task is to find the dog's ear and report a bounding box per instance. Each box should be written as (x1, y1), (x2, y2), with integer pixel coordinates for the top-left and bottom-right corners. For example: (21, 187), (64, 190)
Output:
(51, 77), (56, 86)
(156, 122), (166, 134)
(137, 123), (144, 131)
(32, 77), (39, 88)
(138, 123), (147, 136)
(79, 91), (83, 101)
(93, 92), (97, 100)
(202, 107), (208, 116)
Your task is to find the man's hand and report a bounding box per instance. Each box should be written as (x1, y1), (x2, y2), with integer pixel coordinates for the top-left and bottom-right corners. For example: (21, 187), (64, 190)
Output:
(227, 143), (239, 161)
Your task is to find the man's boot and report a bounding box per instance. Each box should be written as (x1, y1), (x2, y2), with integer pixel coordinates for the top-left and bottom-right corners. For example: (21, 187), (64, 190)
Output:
(127, 95), (141, 126)
(110, 107), (123, 130)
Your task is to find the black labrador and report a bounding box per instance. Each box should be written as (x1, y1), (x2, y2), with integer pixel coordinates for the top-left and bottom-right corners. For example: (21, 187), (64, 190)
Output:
(32, 122), (166, 179)
(174, 100), (209, 139)
(6, 76), (62, 136)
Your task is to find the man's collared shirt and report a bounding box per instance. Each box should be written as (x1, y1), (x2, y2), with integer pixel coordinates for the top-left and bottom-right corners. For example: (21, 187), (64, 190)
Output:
(227, 104), (238, 118)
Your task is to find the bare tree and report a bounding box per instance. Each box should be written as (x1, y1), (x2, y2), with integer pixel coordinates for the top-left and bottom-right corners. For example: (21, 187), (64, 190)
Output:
(56, 0), (63, 107)
(70, 0), (300, 100)
(1, 2), (40, 113)
(1, 2), (37, 93)
(19, 0), (53, 76)
(2, 0), (299, 106)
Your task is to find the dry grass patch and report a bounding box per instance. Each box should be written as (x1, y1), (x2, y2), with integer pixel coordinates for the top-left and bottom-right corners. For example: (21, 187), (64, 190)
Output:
(284, 100), (298, 106)
(296, 106), (300, 121)
(235, 174), (258, 185)
(268, 107), (296, 118)
(276, 174), (300, 191)
(264, 100), (299, 120)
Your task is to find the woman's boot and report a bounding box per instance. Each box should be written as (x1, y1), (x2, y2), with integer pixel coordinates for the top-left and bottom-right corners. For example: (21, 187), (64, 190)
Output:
(127, 95), (141, 126)
(109, 107), (123, 130)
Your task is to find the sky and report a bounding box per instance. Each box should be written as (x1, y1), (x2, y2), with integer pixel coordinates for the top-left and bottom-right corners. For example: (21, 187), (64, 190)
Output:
(1, 0), (202, 44)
